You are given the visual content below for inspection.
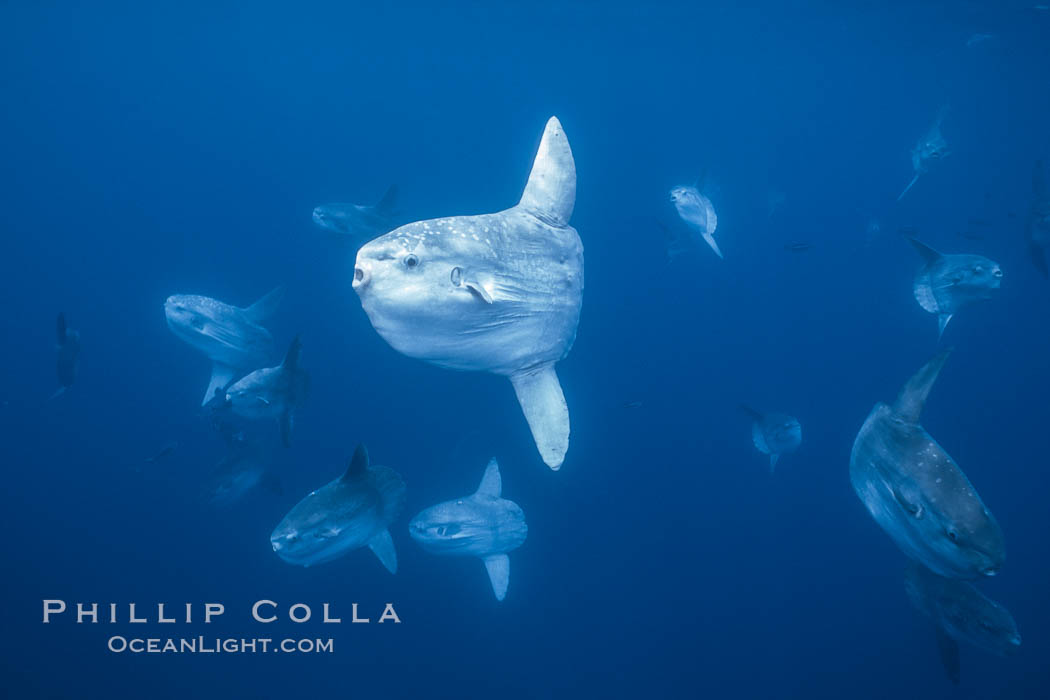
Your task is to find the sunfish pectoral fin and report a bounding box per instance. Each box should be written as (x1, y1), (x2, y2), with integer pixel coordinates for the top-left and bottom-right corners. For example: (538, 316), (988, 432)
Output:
(893, 349), (952, 424)
(510, 365), (569, 470)
(464, 278), (494, 304)
(897, 173), (920, 201)
(937, 314), (952, 339)
(368, 529), (397, 574)
(203, 364), (237, 407)
(702, 232), (723, 259)
(935, 627), (961, 685)
(769, 453), (779, 474)
(892, 485), (924, 518)
(243, 285), (286, 322)
(517, 117), (576, 227)
(483, 553), (510, 601)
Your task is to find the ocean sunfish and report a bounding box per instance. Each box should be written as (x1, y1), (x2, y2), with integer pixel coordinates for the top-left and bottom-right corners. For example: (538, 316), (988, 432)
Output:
(224, 336), (310, 447)
(352, 117), (583, 470)
(52, 312), (81, 400)
(271, 444), (405, 572)
(898, 106), (951, 201)
(904, 561), (1021, 685)
(164, 287), (284, 406)
(1025, 160), (1050, 277)
(312, 184), (399, 241)
(850, 350), (1005, 579)
(409, 459), (527, 601)
(908, 238), (1002, 338)
(669, 185), (722, 259)
(739, 405), (801, 473)
(205, 438), (279, 508)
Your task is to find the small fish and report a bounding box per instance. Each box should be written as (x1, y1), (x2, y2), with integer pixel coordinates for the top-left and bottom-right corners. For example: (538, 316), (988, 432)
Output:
(784, 242), (813, 253)
(622, 400), (644, 409)
(144, 441), (179, 464)
(966, 33), (996, 48)
(739, 405), (801, 473)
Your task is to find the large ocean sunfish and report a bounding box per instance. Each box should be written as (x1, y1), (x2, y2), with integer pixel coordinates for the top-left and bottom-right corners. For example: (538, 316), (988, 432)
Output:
(904, 561), (1021, 685)
(850, 350), (1005, 579)
(165, 287), (284, 406)
(908, 238), (1001, 338)
(352, 117), (583, 469)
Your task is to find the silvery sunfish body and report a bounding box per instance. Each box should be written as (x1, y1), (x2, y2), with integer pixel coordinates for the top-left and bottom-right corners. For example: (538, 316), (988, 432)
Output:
(52, 312), (80, 400)
(312, 184), (399, 241)
(898, 107), (950, 201)
(669, 185), (722, 259)
(850, 350), (1005, 579)
(904, 561), (1021, 685)
(1024, 160), (1050, 277)
(205, 440), (278, 507)
(352, 117), (583, 470)
(409, 459), (527, 601)
(271, 444), (405, 572)
(908, 238), (1002, 338)
(739, 405), (801, 473)
(224, 336), (310, 447)
(164, 286), (284, 406)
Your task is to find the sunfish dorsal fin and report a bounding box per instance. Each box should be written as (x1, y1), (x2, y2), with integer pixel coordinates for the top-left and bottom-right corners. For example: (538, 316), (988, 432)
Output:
(476, 459), (502, 498)
(368, 529), (398, 574)
(483, 553), (510, 601)
(375, 184), (398, 215)
(738, 404), (763, 421)
(282, 335), (302, 371)
(907, 237), (942, 265)
(244, 285), (286, 322)
(510, 365), (569, 470)
(517, 117), (576, 227)
(935, 627), (961, 685)
(56, 312), (67, 345)
(344, 443), (369, 479)
(204, 363), (236, 407)
(893, 349), (952, 424)
(702, 232), (724, 259)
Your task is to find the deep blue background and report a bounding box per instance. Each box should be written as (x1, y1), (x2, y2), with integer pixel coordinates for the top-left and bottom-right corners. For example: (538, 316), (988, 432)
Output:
(2, 1), (1048, 698)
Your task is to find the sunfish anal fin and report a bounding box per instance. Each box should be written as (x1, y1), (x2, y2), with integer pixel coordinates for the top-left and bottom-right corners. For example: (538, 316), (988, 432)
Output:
(483, 553), (510, 601)
(898, 173), (920, 201)
(204, 364), (236, 407)
(702, 232), (723, 259)
(510, 365), (569, 470)
(935, 627), (961, 685)
(368, 529), (397, 574)
(937, 314), (952, 339)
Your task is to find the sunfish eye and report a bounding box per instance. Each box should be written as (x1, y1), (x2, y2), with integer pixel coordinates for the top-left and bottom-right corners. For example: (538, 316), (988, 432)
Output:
(403, 254), (419, 268)
(450, 266), (462, 286)
(973, 265), (983, 273)
(947, 529), (959, 542)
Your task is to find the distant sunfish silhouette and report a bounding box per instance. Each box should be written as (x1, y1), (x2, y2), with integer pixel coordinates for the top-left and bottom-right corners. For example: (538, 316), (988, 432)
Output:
(224, 335), (310, 447)
(52, 312), (81, 400)
(898, 106), (951, 201)
(271, 444), (405, 572)
(409, 459), (527, 601)
(1024, 160), (1050, 277)
(312, 184), (399, 241)
(850, 350), (1005, 579)
(739, 405), (801, 473)
(353, 117), (583, 470)
(904, 561), (1021, 685)
(908, 238), (1002, 338)
(205, 438), (279, 507)
(164, 287), (284, 406)
(669, 185), (722, 259)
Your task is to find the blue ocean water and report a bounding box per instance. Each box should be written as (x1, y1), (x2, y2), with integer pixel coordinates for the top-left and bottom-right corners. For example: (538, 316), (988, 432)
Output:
(2, 1), (1049, 698)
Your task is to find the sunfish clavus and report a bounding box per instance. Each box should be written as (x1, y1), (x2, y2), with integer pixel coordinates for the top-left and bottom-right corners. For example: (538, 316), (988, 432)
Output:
(850, 350), (1005, 579)
(352, 117), (583, 470)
